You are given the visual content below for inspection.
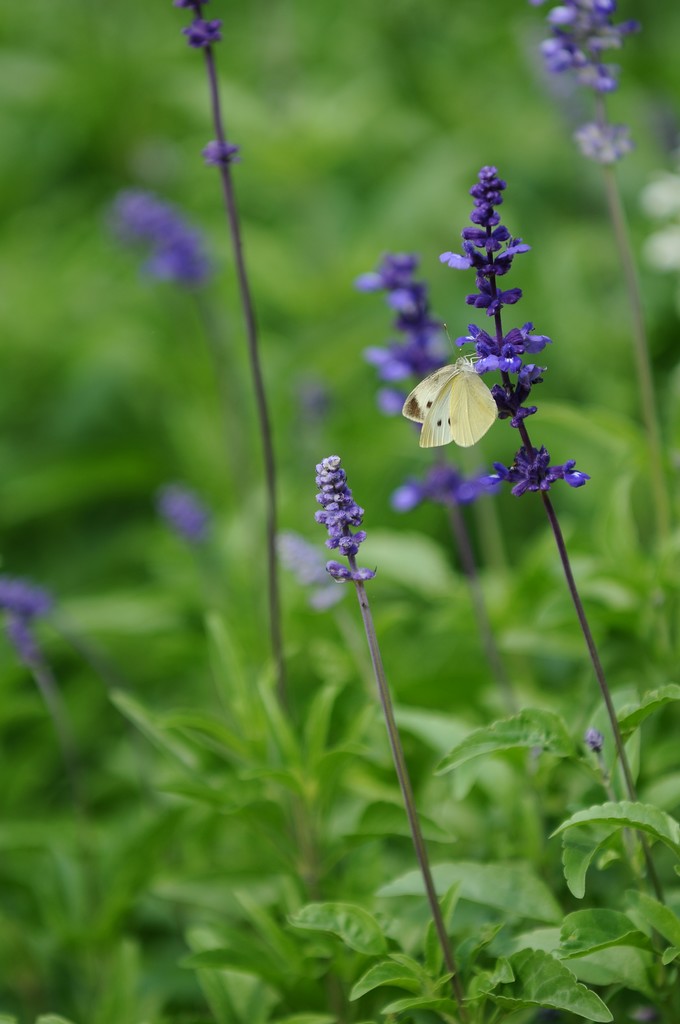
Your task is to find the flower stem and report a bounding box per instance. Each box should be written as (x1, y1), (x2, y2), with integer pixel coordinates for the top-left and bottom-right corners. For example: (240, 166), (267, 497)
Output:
(199, 41), (286, 707)
(349, 561), (467, 1018)
(537, 486), (665, 904)
(31, 660), (83, 812)
(447, 501), (517, 714)
(596, 116), (670, 539)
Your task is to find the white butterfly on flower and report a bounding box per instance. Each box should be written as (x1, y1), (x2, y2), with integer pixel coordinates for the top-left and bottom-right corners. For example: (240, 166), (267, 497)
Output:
(402, 356), (498, 448)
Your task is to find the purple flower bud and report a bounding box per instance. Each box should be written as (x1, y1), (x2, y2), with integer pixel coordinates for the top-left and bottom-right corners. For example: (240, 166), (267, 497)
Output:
(574, 121), (634, 164)
(584, 727), (604, 752)
(111, 190), (211, 288)
(157, 483), (210, 543)
(203, 140), (241, 166)
(0, 577), (54, 668)
(181, 18), (222, 48)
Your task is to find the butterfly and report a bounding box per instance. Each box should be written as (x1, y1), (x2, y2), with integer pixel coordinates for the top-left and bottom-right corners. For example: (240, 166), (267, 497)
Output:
(402, 356), (498, 448)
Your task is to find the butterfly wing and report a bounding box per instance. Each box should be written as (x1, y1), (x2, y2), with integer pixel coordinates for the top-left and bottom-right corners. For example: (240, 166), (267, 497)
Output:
(449, 364), (498, 447)
(402, 364), (458, 425)
(418, 372), (462, 448)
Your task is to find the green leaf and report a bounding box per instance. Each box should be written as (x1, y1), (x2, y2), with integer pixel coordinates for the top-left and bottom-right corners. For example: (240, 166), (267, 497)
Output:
(303, 683), (343, 768)
(552, 801), (680, 897)
(161, 710), (252, 762)
(425, 882), (461, 976)
(663, 947), (680, 965)
(289, 902), (387, 955)
(35, 1018), (78, 1024)
(363, 530), (457, 597)
(436, 709), (575, 774)
(487, 948), (612, 1021)
(353, 800), (453, 843)
(617, 684), (680, 739)
(378, 861), (561, 924)
(625, 890), (680, 948)
(186, 927), (278, 1024)
(110, 690), (199, 772)
(272, 1017), (336, 1024)
(561, 946), (654, 999)
(381, 995), (460, 1014)
(350, 957), (424, 1000)
(559, 909), (652, 958)
(394, 707), (469, 756)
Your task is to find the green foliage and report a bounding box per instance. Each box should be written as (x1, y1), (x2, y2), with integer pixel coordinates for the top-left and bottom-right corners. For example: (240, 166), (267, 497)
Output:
(3, 1), (680, 1022)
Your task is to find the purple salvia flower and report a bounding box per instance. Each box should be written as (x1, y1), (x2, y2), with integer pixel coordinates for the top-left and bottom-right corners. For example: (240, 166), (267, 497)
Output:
(0, 576), (54, 667)
(157, 483), (210, 544)
(530, 0), (639, 163)
(111, 190), (211, 288)
(203, 140), (241, 166)
(278, 532), (345, 610)
(0, 577), (53, 618)
(441, 167), (588, 495)
(181, 18), (222, 48)
(573, 121), (633, 163)
(356, 254), (446, 406)
(584, 727), (604, 752)
(174, 0), (209, 7)
(392, 465), (500, 512)
(314, 456), (376, 583)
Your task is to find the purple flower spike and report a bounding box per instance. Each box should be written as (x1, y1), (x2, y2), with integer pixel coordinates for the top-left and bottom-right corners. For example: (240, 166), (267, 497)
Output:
(0, 576), (54, 668)
(181, 18), (222, 48)
(157, 483), (210, 544)
(441, 167), (588, 495)
(174, 0), (209, 7)
(111, 190), (211, 288)
(529, 0), (639, 162)
(278, 532), (346, 610)
(356, 254), (446, 414)
(314, 457), (376, 584)
(392, 465), (500, 512)
(203, 140), (241, 167)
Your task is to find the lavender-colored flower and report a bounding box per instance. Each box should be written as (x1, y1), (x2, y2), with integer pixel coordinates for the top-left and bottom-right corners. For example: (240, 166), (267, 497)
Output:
(574, 121), (633, 163)
(203, 140), (241, 167)
(181, 18), (222, 48)
(488, 447), (589, 497)
(533, 1), (639, 93)
(392, 464), (500, 512)
(0, 576), (53, 667)
(157, 483), (210, 544)
(174, 0), (209, 7)
(529, 1), (639, 164)
(584, 727), (604, 753)
(278, 532), (345, 610)
(111, 190), (211, 288)
(441, 167), (588, 496)
(314, 456), (376, 583)
(357, 254), (446, 407)
(0, 577), (53, 619)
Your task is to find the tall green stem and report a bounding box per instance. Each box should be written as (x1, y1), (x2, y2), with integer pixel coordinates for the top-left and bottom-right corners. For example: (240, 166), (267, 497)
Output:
(348, 558), (468, 1018)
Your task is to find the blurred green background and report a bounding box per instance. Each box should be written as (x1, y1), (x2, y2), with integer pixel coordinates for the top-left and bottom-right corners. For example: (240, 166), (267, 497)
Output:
(2, 0), (680, 1019)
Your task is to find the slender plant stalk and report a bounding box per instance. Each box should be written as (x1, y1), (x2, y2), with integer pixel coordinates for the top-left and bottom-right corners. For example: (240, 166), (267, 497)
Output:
(595, 97), (670, 539)
(529, 462), (665, 904)
(348, 556), (468, 1019)
(31, 660), (83, 812)
(197, 35), (286, 707)
(447, 501), (517, 714)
